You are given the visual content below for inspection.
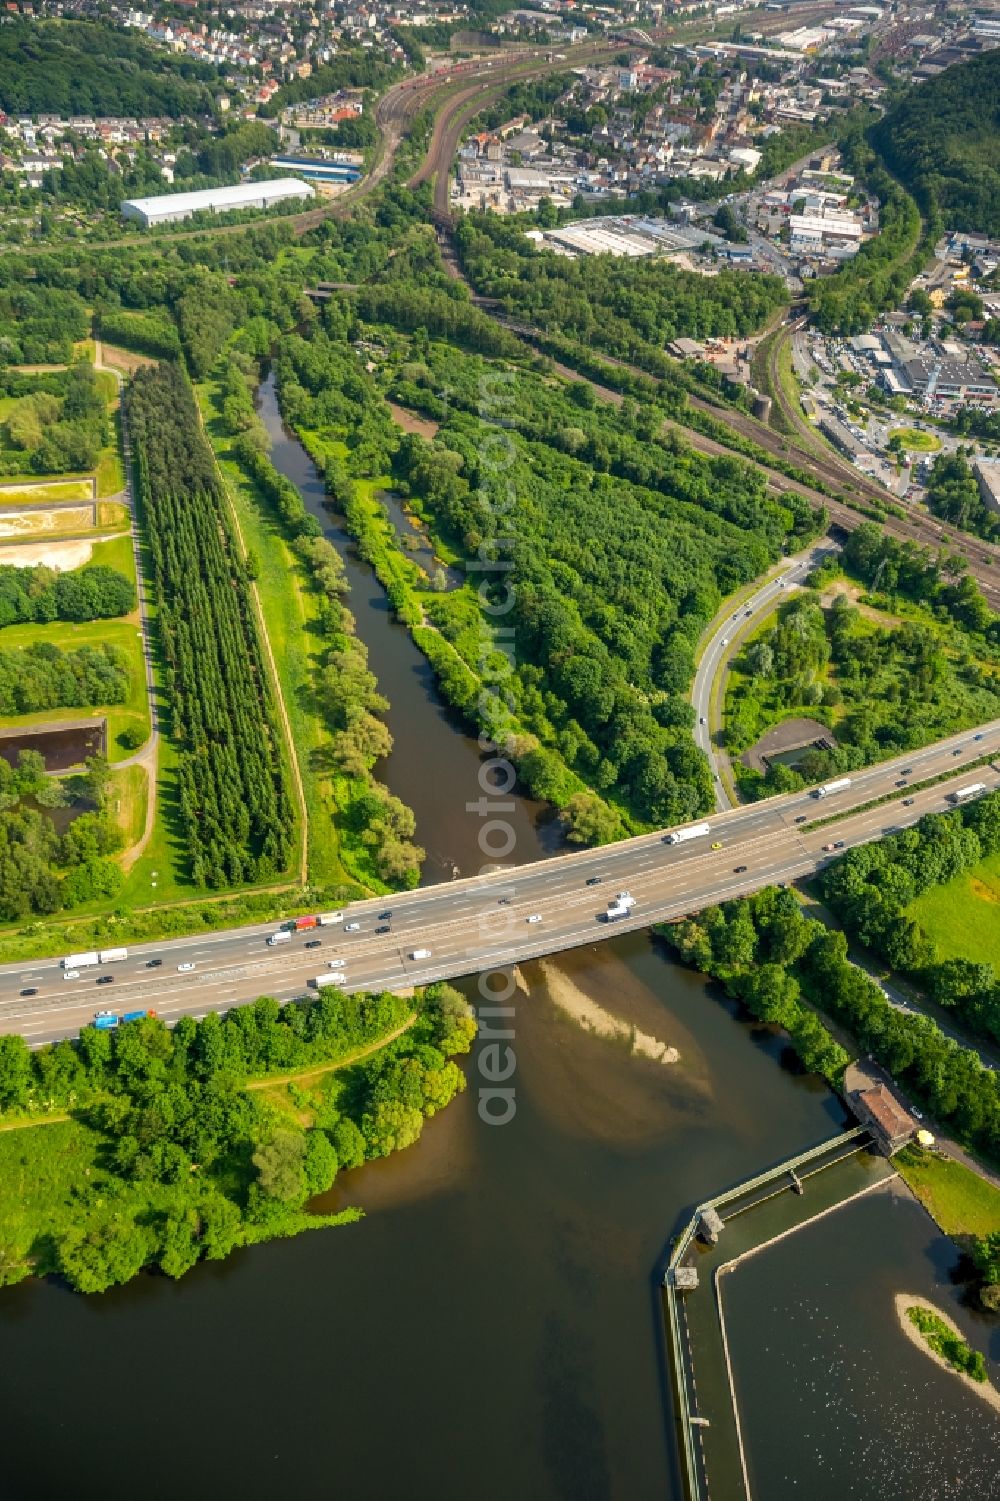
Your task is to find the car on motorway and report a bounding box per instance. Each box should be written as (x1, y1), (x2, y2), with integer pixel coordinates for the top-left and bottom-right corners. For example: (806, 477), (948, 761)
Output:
(975, 733), (985, 741)
(833, 840), (846, 849)
(327, 960), (346, 970)
(699, 716), (706, 725)
(721, 637), (729, 646)
(19, 987), (37, 997)
(345, 922), (361, 932)
(177, 962), (195, 973)
(146, 958), (162, 968)
(953, 747), (963, 756)
(734, 865), (748, 873)
(902, 797), (915, 806)
(711, 841), (723, 850)
(794, 815), (807, 824)
(379, 910), (393, 920)
(901, 768), (913, 775)
(823, 842), (835, 852)
(745, 608), (753, 617)
(895, 779), (908, 787)
(585, 877), (602, 886)
(526, 914), (542, 924)
(96, 974), (115, 985)
(375, 925), (390, 935)
(305, 939), (322, 949)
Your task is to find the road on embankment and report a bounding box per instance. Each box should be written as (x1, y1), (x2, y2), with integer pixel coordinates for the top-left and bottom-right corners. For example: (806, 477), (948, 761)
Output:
(692, 540), (836, 809)
(2, 726), (998, 1047)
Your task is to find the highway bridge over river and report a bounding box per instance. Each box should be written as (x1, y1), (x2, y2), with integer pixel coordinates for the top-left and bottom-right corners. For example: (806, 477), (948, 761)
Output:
(1, 724), (998, 1048)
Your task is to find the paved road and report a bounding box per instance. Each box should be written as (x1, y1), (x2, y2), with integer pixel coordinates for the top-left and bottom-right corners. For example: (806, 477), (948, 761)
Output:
(692, 541), (834, 809)
(3, 725), (998, 1047)
(94, 341), (160, 866)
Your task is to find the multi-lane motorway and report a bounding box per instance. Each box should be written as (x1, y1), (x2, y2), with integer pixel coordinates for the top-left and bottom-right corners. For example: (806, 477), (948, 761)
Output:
(2, 725), (998, 1047)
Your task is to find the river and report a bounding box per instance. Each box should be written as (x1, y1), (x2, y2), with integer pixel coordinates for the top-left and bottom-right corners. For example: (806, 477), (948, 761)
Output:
(0, 936), (850, 1500)
(0, 388), (994, 1501)
(255, 371), (564, 883)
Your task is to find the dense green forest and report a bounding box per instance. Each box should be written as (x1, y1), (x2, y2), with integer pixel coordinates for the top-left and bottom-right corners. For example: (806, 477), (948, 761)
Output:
(0, 752), (125, 918)
(820, 792), (1000, 1044)
(0, 283), (89, 365)
(871, 50), (1000, 238)
(0, 562), (134, 628)
(126, 361), (295, 888)
(0, 640), (129, 716)
(0, 19), (221, 117)
(0, 981), (475, 1291)
(0, 361), (109, 476)
(277, 303), (820, 832)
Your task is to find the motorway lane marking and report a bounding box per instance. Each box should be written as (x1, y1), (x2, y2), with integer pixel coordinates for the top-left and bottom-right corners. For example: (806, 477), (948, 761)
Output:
(8, 764), (1000, 1028)
(3, 732), (999, 1010)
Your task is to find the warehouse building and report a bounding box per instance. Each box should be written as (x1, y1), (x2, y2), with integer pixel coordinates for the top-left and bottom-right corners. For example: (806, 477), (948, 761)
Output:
(898, 354), (998, 404)
(973, 458), (1000, 516)
(121, 177), (315, 228)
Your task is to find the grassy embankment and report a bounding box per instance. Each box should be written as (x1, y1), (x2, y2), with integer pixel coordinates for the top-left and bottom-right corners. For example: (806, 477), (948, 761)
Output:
(196, 380), (387, 896)
(896, 1144), (1000, 1241)
(906, 852), (1000, 970)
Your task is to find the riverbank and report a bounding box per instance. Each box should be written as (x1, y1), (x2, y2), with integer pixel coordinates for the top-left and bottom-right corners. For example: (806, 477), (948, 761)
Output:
(0, 983), (475, 1294)
(895, 1294), (1000, 1410)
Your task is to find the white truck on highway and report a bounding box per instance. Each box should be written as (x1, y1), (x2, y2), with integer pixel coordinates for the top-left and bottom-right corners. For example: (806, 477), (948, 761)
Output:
(604, 893), (636, 921)
(267, 930), (292, 946)
(813, 778), (852, 799)
(948, 782), (987, 804)
(63, 951), (99, 970)
(410, 948), (432, 960)
(318, 912), (344, 926)
(665, 822), (711, 846)
(309, 973), (343, 990)
(62, 948), (128, 969)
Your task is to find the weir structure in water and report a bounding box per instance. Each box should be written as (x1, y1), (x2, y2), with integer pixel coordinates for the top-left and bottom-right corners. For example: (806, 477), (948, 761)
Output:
(661, 1125), (887, 1500)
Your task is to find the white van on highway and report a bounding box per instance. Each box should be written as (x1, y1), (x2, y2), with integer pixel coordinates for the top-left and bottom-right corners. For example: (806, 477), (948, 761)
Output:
(410, 948), (432, 960)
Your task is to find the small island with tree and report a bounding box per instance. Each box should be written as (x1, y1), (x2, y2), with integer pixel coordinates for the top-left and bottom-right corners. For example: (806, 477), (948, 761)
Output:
(895, 1294), (998, 1409)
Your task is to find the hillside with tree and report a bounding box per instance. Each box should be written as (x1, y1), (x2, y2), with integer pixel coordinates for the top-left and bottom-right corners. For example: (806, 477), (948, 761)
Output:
(871, 50), (1000, 237)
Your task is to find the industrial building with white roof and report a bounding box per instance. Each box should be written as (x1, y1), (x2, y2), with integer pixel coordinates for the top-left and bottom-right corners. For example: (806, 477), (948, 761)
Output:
(121, 177), (315, 228)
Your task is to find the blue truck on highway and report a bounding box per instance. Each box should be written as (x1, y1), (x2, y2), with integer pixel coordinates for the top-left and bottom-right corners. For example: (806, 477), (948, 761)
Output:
(93, 1011), (120, 1030)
